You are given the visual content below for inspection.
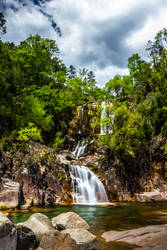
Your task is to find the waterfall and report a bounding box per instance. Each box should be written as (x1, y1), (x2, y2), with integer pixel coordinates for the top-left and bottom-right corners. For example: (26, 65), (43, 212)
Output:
(100, 101), (107, 135)
(69, 165), (109, 205)
(73, 138), (94, 159)
(73, 139), (88, 159)
(79, 104), (86, 134)
(100, 101), (114, 135)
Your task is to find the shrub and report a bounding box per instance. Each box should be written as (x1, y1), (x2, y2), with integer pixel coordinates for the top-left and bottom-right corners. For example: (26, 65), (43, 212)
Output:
(17, 123), (43, 142)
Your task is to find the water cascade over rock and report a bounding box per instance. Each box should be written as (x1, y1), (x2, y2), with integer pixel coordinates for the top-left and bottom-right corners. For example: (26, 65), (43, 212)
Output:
(73, 138), (94, 159)
(79, 104), (86, 134)
(100, 101), (114, 135)
(69, 165), (109, 205)
(73, 139), (88, 159)
(100, 101), (107, 135)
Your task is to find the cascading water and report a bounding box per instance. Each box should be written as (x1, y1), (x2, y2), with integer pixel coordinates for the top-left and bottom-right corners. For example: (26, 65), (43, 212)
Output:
(100, 101), (107, 135)
(100, 101), (114, 135)
(73, 139), (88, 159)
(73, 138), (94, 159)
(69, 165), (109, 205)
(79, 104), (86, 134)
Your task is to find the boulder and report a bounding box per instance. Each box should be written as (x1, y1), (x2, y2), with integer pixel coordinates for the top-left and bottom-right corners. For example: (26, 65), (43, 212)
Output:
(61, 228), (100, 250)
(36, 230), (78, 250)
(19, 213), (56, 238)
(134, 191), (165, 202)
(0, 212), (17, 250)
(102, 224), (167, 248)
(20, 204), (31, 210)
(51, 212), (89, 230)
(16, 224), (39, 250)
(0, 178), (20, 208)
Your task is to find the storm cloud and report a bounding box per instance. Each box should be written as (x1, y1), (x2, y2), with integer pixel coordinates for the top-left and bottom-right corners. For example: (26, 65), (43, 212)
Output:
(1, 0), (167, 86)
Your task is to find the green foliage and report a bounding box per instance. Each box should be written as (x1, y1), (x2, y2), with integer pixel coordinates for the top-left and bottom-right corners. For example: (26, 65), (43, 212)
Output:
(0, 205), (7, 210)
(0, 34), (103, 144)
(1, 27), (167, 166)
(0, 12), (6, 36)
(17, 123), (43, 142)
(52, 131), (65, 149)
(99, 28), (167, 163)
(0, 131), (16, 151)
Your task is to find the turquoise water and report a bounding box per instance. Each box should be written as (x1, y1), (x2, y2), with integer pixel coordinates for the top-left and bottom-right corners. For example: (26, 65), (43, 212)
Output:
(10, 202), (167, 249)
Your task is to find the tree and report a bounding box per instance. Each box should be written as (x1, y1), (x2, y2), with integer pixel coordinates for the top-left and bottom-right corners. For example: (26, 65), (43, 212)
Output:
(68, 65), (76, 78)
(87, 70), (96, 83)
(0, 12), (6, 37)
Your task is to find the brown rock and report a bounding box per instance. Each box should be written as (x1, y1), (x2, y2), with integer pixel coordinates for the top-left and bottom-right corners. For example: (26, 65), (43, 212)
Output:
(52, 212), (89, 230)
(61, 228), (100, 250)
(37, 230), (78, 250)
(0, 178), (20, 208)
(134, 191), (165, 202)
(102, 224), (167, 248)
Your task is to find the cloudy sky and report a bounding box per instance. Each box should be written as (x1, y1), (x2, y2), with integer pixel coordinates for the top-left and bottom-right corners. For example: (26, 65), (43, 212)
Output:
(1, 0), (167, 87)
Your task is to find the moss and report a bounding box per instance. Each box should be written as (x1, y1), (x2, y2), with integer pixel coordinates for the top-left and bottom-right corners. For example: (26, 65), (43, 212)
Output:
(0, 205), (7, 210)
(14, 225), (19, 230)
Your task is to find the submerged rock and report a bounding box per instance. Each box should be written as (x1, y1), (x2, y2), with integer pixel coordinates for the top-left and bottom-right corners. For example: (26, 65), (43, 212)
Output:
(102, 224), (167, 248)
(0, 212), (17, 250)
(61, 228), (100, 250)
(52, 212), (90, 230)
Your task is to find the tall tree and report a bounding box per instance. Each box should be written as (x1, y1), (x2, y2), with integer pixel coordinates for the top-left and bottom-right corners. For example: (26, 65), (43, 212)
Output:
(0, 12), (6, 37)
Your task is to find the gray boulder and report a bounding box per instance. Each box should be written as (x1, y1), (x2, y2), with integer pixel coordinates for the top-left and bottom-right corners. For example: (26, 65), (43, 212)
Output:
(16, 224), (39, 250)
(102, 224), (167, 248)
(134, 191), (165, 202)
(19, 213), (56, 238)
(0, 212), (17, 250)
(0, 178), (20, 208)
(61, 228), (100, 250)
(51, 212), (89, 230)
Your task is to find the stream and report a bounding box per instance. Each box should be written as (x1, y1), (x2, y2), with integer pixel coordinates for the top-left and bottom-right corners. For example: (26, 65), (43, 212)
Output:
(10, 202), (167, 249)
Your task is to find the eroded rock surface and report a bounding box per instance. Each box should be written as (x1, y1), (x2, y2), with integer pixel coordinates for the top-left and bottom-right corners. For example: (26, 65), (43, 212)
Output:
(61, 228), (100, 250)
(0, 178), (20, 208)
(134, 191), (166, 202)
(37, 230), (78, 250)
(52, 212), (90, 230)
(102, 224), (167, 248)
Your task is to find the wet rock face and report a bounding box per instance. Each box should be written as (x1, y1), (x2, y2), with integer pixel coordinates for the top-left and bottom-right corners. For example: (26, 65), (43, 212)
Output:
(0, 142), (70, 206)
(69, 103), (100, 137)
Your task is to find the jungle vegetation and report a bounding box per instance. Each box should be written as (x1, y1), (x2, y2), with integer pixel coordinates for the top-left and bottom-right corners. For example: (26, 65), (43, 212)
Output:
(0, 11), (167, 165)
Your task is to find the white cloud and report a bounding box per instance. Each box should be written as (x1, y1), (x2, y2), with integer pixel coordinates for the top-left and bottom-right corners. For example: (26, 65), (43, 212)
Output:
(2, 0), (167, 87)
(4, 7), (53, 43)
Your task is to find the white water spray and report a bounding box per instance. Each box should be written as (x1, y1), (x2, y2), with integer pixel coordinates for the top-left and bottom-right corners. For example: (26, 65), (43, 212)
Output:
(69, 165), (109, 205)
